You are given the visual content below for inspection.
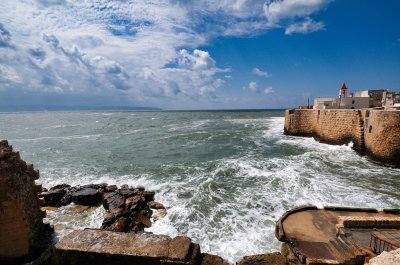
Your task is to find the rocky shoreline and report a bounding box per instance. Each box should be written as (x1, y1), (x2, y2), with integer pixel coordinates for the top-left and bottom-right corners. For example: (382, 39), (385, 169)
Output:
(39, 183), (164, 234)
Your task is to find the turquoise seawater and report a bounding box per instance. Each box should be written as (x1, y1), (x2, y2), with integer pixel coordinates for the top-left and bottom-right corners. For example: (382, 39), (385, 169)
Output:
(1, 111), (399, 263)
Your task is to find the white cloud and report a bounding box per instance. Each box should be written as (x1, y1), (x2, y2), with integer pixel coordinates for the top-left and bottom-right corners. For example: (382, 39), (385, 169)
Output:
(285, 18), (325, 35)
(252, 67), (271, 77)
(178, 49), (216, 70)
(0, 0), (331, 108)
(264, 86), (274, 95)
(264, 0), (331, 25)
(248, 81), (258, 92)
(263, 0), (330, 34)
(0, 65), (21, 84)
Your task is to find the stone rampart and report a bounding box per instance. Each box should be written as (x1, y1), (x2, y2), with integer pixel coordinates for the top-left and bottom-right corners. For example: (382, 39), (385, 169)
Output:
(0, 140), (53, 264)
(363, 110), (400, 167)
(284, 109), (400, 167)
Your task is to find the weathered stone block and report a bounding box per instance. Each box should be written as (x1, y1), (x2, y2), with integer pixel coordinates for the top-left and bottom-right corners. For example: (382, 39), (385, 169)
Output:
(52, 229), (200, 265)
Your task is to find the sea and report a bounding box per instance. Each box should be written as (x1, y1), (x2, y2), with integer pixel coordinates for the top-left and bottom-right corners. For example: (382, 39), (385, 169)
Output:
(1, 110), (399, 263)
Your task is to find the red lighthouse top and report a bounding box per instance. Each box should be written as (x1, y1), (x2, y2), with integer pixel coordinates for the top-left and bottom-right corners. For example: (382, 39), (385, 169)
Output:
(341, 83), (347, 90)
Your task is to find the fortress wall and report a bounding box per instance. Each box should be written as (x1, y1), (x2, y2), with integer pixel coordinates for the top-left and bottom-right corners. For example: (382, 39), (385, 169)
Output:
(284, 109), (359, 145)
(284, 109), (400, 167)
(0, 140), (52, 263)
(284, 109), (317, 136)
(364, 110), (400, 167)
(313, 109), (359, 145)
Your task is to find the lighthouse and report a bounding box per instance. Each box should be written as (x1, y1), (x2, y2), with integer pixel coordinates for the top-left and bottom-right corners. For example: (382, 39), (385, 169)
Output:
(340, 82), (347, 98)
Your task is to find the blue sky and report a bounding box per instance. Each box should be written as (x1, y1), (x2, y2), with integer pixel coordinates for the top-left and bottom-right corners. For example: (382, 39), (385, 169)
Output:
(0, 0), (399, 110)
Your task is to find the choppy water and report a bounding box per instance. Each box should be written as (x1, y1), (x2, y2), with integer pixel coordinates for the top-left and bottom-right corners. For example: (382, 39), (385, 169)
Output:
(1, 110), (399, 263)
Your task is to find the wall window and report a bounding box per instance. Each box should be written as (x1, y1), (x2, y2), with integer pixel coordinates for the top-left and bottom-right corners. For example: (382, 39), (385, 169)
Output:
(369, 126), (372, 133)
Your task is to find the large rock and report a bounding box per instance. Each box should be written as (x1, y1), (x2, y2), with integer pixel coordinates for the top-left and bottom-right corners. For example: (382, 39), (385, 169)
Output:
(103, 191), (125, 211)
(71, 188), (102, 205)
(51, 229), (200, 265)
(200, 253), (229, 265)
(39, 188), (66, 206)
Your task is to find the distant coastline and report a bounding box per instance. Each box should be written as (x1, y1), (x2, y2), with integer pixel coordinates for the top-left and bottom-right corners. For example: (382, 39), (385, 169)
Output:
(0, 105), (162, 112)
(0, 105), (286, 113)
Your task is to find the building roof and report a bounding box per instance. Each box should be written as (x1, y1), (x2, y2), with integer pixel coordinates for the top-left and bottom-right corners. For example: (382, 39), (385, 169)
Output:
(341, 82), (348, 90)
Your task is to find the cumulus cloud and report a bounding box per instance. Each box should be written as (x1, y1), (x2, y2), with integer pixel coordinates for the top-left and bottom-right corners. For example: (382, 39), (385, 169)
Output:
(263, 86), (274, 95)
(178, 49), (216, 70)
(264, 0), (331, 24)
(285, 18), (325, 35)
(248, 81), (258, 92)
(264, 0), (331, 34)
(252, 67), (271, 77)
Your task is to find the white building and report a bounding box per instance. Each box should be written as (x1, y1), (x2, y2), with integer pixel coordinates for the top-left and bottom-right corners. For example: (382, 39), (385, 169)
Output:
(313, 83), (370, 109)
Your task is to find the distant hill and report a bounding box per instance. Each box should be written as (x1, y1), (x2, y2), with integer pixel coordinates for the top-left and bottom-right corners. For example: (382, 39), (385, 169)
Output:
(0, 105), (162, 112)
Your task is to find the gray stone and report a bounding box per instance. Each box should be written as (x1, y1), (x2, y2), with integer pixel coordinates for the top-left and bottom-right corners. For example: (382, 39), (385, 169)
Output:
(72, 188), (102, 205)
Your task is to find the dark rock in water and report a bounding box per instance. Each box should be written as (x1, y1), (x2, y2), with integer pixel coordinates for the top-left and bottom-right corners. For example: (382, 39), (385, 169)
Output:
(71, 188), (102, 206)
(140, 207), (153, 219)
(143, 191), (155, 202)
(135, 213), (152, 228)
(103, 191), (125, 211)
(50, 184), (71, 191)
(125, 195), (145, 210)
(81, 183), (107, 190)
(101, 208), (123, 228)
(44, 182), (159, 234)
(39, 188), (66, 206)
(119, 188), (138, 198)
(237, 252), (286, 265)
(106, 217), (131, 232)
(200, 253), (229, 265)
(105, 185), (117, 192)
(148, 201), (165, 209)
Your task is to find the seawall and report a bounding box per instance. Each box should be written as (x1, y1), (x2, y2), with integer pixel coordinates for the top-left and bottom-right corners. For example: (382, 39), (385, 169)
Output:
(284, 109), (400, 167)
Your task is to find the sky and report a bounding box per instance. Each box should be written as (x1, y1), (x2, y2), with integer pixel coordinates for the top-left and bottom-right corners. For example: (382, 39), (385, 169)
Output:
(0, 0), (399, 110)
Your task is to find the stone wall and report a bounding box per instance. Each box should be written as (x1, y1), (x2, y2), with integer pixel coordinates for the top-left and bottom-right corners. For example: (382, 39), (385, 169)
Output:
(284, 109), (400, 167)
(0, 140), (52, 264)
(364, 110), (400, 167)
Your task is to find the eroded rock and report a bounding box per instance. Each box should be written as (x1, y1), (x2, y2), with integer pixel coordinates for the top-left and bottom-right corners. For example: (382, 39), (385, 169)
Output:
(72, 188), (102, 206)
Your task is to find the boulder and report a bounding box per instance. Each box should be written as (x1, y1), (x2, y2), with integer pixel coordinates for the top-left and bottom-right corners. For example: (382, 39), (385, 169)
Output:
(72, 188), (102, 206)
(107, 217), (131, 232)
(103, 192), (125, 211)
(143, 191), (155, 202)
(119, 188), (139, 198)
(125, 195), (146, 210)
(237, 252), (286, 265)
(152, 209), (167, 222)
(105, 185), (117, 192)
(49, 184), (71, 191)
(148, 201), (165, 209)
(39, 189), (66, 206)
(200, 253), (229, 265)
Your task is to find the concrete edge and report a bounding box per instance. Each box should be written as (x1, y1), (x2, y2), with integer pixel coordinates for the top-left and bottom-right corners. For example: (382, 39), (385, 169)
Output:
(275, 205), (318, 242)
